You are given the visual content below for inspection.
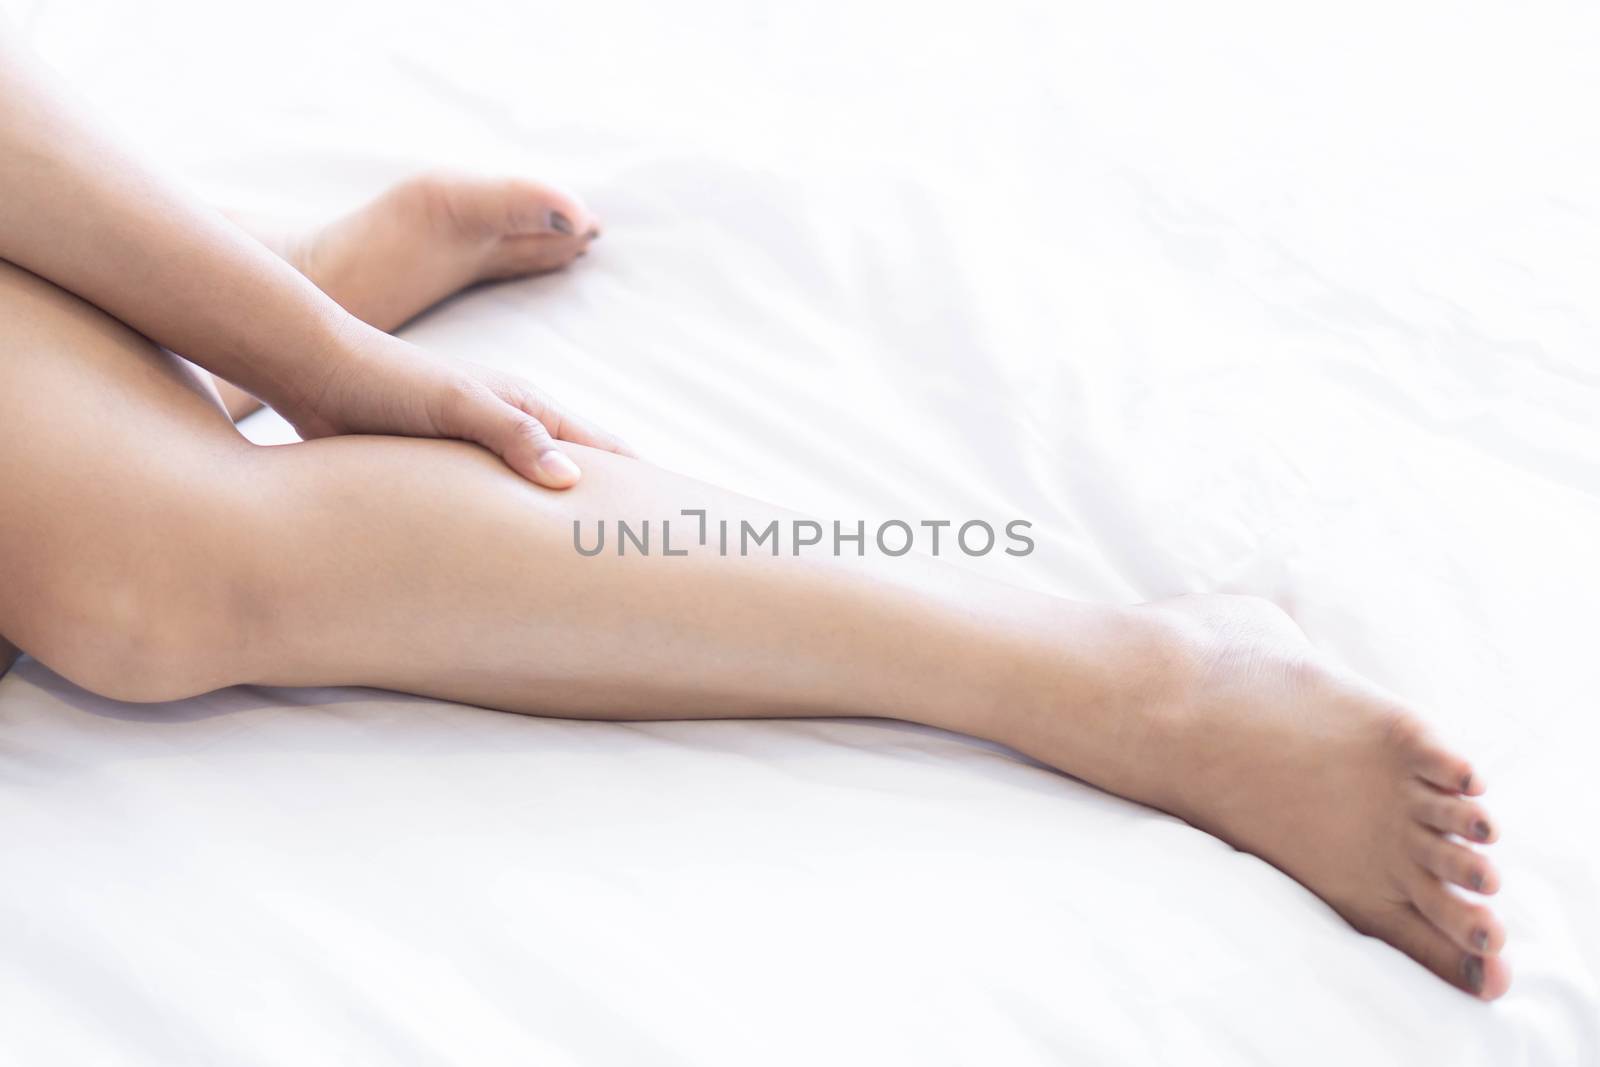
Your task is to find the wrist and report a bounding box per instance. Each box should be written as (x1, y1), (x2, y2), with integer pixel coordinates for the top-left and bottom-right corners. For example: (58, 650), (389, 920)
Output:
(256, 308), (382, 429)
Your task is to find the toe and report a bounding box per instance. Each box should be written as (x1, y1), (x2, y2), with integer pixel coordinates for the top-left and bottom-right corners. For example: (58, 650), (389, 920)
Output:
(1407, 867), (1506, 955)
(482, 233), (594, 279)
(482, 179), (599, 276)
(1411, 786), (1496, 843)
(1410, 825), (1500, 895)
(409, 172), (600, 243)
(496, 178), (598, 239)
(1477, 953), (1514, 1000)
(1391, 715), (1483, 795)
(1369, 905), (1509, 999)
(1416, 746), (1483, 795)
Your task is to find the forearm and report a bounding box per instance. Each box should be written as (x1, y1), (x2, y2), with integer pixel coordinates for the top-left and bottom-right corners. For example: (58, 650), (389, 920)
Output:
(0, 19), (634, 486)
(0, 25), (367, 409)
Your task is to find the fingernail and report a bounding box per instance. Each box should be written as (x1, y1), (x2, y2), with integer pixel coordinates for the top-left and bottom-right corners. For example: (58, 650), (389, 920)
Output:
(537, 450), (581, 485)
(1472, 819), (1492, 842)
(549, 211), (575, 236)
(1461, 955), (1484, 994)
(1472, 928), (1489, 952)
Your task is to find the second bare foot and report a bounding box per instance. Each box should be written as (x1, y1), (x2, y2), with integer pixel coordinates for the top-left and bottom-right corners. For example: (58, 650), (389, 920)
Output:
(216, 172), (601, 419)
(277, 171), (601, 334)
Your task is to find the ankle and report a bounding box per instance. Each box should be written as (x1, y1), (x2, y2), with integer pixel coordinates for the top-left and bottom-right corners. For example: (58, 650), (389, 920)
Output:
(979, 601), (1206, 806)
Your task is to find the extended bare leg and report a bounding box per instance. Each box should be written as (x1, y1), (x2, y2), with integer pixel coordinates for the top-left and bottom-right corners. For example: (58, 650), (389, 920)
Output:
(0, 256), (1509, 1000)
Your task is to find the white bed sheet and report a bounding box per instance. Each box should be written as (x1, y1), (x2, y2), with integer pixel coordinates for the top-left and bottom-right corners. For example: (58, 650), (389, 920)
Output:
(1, 0), (1597, 1063)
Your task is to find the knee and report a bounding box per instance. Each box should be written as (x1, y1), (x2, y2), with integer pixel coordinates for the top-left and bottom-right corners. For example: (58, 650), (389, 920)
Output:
(20, 553), (258, 705)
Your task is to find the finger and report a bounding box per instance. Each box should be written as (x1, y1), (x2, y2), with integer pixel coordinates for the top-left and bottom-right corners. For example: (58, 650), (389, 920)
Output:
(462, 389), (582, 489)
(514, 392), (637, 459)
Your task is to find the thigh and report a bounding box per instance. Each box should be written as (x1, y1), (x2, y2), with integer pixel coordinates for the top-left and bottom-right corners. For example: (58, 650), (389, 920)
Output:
(0, 257), (260, 690)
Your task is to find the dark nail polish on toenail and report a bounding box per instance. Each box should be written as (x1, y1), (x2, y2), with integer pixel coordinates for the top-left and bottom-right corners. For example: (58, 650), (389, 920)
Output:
(1460, 773), (1473, 792)
(1472, 928), (1489, 951)
(1462, 955), (1484, 993)
(549, 211), (575, 236)
(1469, 871), (1486, 892)
(1473, 820), (1492, 841)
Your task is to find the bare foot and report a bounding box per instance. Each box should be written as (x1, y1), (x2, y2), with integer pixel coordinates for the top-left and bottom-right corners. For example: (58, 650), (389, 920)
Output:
(280, 172), (599, 333)
(1011, 594), (1509, 999)
(217, 173), (599, 419)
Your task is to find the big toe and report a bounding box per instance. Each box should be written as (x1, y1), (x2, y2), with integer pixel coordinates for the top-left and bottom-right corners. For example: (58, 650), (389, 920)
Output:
(1370, 905), (1512, 1000)
(453, 176), (600, 278)
(461, 176), (599, 242)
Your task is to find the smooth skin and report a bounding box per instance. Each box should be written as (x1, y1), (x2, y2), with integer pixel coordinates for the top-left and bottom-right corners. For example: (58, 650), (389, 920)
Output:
(0, 24), (622, 488)
(0, 26), (1509, 1001)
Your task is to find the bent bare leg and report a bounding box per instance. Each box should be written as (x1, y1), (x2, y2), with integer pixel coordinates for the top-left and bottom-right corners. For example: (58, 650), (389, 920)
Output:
(0, 258), (1508, 999)
(214, 173), (601, 421)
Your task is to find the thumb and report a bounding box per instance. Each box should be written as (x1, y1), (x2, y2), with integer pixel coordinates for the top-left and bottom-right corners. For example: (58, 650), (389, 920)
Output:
(474, 395), (582, 489)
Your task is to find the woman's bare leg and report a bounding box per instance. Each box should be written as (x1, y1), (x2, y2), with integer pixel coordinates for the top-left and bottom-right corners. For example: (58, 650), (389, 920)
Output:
(0, 257), (1509, 1000)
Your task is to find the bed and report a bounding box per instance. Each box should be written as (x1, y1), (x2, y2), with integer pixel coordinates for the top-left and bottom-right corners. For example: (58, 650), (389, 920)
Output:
(1, 0), (1596, 1062)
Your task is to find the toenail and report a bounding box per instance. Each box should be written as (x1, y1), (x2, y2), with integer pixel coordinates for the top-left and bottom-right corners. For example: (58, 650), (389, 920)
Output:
(1472, 928), (1489, 951)
(549, 211), (575, 236)
(1472, 820), (1492, 842)
(1461, 955), (1484, 994)
(1469, 870), (1486, 892)
(1460, 773), (1473, 792)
